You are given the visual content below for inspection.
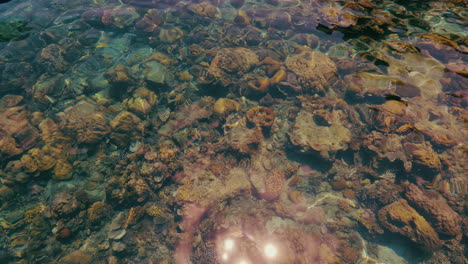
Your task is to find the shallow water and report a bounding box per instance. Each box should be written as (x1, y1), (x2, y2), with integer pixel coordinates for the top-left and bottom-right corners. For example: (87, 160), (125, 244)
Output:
(0, 0), (466, 263)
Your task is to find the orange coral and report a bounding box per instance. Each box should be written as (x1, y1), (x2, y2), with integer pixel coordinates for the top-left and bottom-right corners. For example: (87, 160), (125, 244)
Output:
(245, 106), (275, 128)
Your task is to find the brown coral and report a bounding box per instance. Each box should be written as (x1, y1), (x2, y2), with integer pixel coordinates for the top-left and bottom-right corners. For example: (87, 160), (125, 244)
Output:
(378, 199), (441, 250)
(245, 106), (275, 129)
(285, 47), (337, 94)
(225, 121), (263, 154)
(59, 101), (111, 144)
(52, 159), (73, 180)
(110, 111), (145, 146)
(105, 64), (134, 85)
(38, 44), (69, 73)
(101, 6), (140, 29)
(123, 97), (152, 115)
(404, 142), (442, 172)
(159, 26), (185, 43)
(360, 179), (403, 207)
(88, 202), (110, 223)
(0, 136), (23, 156)
(210, 48), (259, 73)
(364, 131), (410, 171)
(51, 192), (82, 218)
(247, 77), (271, 93)
(0, 106), (38, 157)
(405, 184), (461, 237)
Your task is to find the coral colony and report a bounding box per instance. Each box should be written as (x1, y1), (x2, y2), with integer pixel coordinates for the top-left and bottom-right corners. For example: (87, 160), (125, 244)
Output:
(0, 0), (466, 263)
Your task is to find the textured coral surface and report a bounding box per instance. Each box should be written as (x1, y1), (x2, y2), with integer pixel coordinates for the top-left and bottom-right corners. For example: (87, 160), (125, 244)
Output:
(0, 0), (466, 263)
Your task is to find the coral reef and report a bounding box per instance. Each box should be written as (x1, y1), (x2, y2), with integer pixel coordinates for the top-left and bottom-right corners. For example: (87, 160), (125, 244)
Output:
(0, 0), (466, 263)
